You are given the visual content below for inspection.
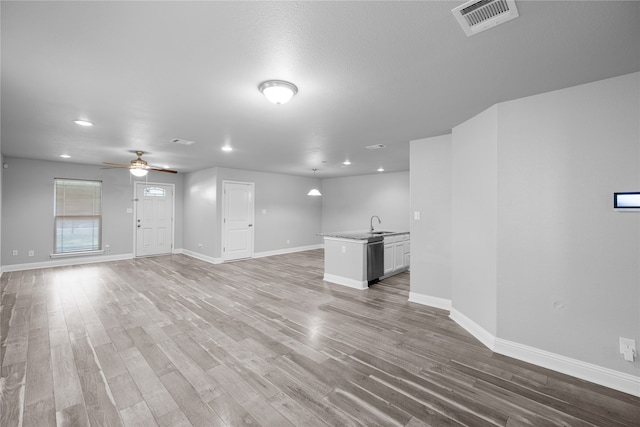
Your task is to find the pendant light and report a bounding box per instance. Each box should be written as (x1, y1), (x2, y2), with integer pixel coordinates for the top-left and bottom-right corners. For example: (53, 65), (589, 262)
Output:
(307, 169), (322, 196)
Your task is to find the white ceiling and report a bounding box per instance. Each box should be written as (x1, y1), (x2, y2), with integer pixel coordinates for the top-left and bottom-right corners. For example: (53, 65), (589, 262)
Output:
(1, 1), (638, 178)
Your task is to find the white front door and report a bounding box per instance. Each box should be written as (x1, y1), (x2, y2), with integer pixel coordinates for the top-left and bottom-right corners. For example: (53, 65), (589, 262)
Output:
(135, 182), (174, 257)
(222, 181), (254, 261)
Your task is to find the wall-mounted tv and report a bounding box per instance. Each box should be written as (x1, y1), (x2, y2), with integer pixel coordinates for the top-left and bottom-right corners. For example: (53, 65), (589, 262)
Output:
(614, 192), (640, 209)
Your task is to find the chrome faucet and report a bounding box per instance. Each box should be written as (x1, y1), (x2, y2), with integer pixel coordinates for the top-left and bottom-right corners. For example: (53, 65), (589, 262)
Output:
(370, 215), (381, 232)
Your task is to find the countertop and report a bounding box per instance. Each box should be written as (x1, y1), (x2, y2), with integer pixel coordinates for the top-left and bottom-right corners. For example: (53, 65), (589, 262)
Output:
(318, 230), (409, 242)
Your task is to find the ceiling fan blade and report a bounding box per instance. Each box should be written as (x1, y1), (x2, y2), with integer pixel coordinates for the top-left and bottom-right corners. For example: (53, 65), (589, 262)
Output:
(102, 161), (132, 167)
(147, 167), (178, 174)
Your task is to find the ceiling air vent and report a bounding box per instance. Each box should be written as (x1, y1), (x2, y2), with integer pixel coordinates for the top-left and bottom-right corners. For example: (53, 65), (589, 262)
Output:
(365, 144), (387, 150)
(452, 0), (519, 37)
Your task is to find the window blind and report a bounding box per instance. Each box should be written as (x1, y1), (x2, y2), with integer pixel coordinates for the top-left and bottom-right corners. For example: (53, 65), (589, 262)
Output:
(54, 179), (102, 254)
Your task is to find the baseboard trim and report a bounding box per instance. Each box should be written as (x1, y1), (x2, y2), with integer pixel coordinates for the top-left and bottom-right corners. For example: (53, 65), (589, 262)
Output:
(494, 338), (640, 397)
(253, 244), (323, 259)
(181, 249), (223, 265)
(1, 253), (134, 272)
(408, 292), (452, 311)
(449, 307), (497, 350)
(323, 273), (368, 290)
(446, 307), (640, 397)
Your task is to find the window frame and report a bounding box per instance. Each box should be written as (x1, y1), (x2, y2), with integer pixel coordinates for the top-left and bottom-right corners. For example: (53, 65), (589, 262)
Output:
(52, 178), (103, 257)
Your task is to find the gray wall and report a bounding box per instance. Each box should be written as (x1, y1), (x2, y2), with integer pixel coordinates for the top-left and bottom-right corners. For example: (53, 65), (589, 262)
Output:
(1, 157), (183, 266)
(452, 105), (499, 335)
(495, 72), (639, 374)
(410, 72), (639, 376)
(182, 167), (323, 259)
(410, 134), (452, 302)
(321, 171), (410, 233)
(183, 167), (219, 259)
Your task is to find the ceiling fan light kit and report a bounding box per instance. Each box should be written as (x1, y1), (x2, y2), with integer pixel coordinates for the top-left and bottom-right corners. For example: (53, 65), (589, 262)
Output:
(259, 80), (298, 104)
(102, 151), (177, 175)
(129, 168), (148, 177)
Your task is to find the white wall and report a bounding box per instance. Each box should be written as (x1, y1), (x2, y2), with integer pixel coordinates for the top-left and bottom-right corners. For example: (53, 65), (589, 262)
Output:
(1, 157), (184, 267)
(409, 134), (452, 305)
(182, 167), (323, 260)
(452, 106), (499, 336)
(322, 171), (410, 233)
(496, 72), (640, 375)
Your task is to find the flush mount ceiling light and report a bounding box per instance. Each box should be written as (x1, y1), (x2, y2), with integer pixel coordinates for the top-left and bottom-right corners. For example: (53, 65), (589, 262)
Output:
(259, 80), (298, 105)
(307, 168), (322, 196)
(73, 119), (94, 127)
(59, 154), (71, 159)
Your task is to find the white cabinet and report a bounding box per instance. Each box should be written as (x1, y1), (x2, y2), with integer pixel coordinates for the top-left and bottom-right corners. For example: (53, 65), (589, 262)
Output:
(383, 234), (410, 278)
(384, 242), (394, 275)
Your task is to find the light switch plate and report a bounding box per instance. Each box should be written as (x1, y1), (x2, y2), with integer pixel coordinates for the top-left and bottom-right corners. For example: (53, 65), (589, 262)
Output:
(619, 337), (636, 353)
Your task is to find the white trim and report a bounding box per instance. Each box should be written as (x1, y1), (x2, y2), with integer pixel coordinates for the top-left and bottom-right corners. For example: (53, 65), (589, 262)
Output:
(494, 338), (640, 398)
(181, 249), (223, 265)
(2, 253), (134, 272)
(323, 273), (368, 290)
(449, 307), (496, 350)
(448, 308), (640, 397)
(50, 249), (104, 259)
(253, 244), (323, 259)
(408, 292), (452, 311)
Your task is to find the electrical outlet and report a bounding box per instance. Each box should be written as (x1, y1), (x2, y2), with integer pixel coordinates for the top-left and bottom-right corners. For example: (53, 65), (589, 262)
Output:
(28, 250), (34, 256)
(12, 249), (18, 256)
(286, 239), (290, 244)
(105, 244), (110, 251)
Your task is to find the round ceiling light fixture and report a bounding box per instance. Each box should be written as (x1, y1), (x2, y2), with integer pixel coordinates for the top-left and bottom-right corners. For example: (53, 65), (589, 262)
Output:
(130, 168), (148, 177)
(259, 80), (298, 105)
(73, 119), (94, 127)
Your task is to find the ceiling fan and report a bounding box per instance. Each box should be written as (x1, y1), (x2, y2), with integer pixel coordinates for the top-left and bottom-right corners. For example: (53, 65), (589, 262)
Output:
(102, 151), (177, 176)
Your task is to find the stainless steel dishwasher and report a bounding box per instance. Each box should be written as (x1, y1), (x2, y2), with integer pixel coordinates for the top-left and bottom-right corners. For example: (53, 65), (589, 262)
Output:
(366, 238), (384, 282)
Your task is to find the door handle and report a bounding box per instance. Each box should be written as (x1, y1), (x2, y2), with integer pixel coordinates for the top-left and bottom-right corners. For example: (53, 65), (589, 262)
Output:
(248, 224), (253, 227)
(137, 225), (141, 228)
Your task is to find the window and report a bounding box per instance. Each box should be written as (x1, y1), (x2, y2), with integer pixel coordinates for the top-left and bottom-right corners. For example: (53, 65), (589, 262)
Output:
(54, 179), (102, 254)
(143, 186), (166, 197)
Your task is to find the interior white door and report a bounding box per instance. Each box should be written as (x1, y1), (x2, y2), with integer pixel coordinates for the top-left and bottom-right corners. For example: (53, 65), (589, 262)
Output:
(222, 181), (254, 261)
(135, 182), (174, 257)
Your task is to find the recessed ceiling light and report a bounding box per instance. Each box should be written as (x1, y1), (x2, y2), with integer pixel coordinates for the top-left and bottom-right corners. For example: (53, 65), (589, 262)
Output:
(60, 154), (71, 158)
(222, 146), (232, 152)
(343, 160), (351, 165)
(73, 120), (93, 127)
(377, 167), (385, 172)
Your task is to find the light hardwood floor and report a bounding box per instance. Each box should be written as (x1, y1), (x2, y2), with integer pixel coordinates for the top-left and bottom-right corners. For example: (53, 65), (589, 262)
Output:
(1, 250), (638, 426)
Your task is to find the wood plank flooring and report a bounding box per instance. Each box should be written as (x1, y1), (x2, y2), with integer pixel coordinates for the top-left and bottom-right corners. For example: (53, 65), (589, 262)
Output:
(1, 250), (638, 426)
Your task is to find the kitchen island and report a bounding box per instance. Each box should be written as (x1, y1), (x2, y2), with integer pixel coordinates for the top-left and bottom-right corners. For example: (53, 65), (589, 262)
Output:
(319, 231), (410, 290)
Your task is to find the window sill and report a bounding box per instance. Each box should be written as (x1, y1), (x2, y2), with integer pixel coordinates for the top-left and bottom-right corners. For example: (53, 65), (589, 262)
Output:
(50, 250), (105, 259)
